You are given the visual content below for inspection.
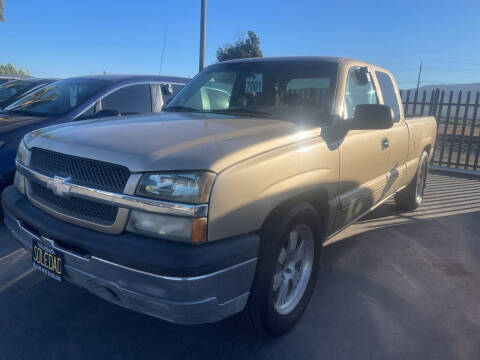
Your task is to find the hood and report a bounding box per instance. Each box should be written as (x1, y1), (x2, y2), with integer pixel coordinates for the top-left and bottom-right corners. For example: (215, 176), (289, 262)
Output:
(0, 112), (54, 134)
(26, 112), (321, 173)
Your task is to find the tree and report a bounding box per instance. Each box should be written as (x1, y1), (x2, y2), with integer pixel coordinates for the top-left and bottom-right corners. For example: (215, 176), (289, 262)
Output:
(0, 63), (30, 76)
(0, 0), (4, 22)
(216, 31), (263, 62)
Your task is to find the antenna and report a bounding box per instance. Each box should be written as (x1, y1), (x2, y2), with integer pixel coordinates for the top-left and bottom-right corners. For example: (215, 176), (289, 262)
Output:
(416, 60), (423, 94)
(159, 27), (168, 75)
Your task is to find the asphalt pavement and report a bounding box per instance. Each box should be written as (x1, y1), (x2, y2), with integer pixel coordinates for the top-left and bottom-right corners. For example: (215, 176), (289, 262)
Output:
(1, 172), (479, 360)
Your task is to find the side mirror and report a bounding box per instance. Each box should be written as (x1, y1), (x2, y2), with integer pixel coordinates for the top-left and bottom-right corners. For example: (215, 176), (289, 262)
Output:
(351, 104), (394, 130)
(161, 83), (173, 95)
(95, 109), (120, 118)
(353, 67), (370, 85)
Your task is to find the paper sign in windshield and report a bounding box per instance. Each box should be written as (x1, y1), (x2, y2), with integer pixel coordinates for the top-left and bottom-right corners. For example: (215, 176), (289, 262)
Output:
(245, 74), (263, 94)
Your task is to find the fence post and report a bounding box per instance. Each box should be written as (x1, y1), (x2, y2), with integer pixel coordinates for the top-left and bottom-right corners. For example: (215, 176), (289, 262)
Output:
(446, 91), (463, 167)
(438, 91), (454, 166)
(412, 89), (419, 116)
(405, 90), (411, 117)
(465, 92), (480, 170)
(455, 91), (471, 168)
(431, 88), (440, 117)
(429, 89), (441, 165)
(420, 90), (427, 115)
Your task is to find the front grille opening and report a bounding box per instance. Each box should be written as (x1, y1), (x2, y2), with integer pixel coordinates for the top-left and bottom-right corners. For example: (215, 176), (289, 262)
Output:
(54, 239), (90, 258)
(30, 182), (118, 226)
(30, 148), (130, 193)
(20, 220), (42, 238)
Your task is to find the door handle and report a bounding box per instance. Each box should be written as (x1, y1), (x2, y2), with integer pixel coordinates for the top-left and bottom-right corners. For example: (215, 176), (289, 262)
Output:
(381, 138), (389, 151)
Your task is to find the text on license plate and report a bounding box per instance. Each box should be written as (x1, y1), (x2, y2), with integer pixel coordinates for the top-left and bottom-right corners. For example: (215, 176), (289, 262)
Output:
(32, 240), (64, 281)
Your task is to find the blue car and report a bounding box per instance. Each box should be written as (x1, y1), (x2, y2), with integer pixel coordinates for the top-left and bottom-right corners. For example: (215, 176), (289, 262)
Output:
(0, 75), (30, 86)
(0, 78), (57, 109)
(0, 74), (189, 190)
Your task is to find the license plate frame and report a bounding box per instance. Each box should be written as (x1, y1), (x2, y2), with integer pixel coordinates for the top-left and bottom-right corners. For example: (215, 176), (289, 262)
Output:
(32, 239), (64, 281)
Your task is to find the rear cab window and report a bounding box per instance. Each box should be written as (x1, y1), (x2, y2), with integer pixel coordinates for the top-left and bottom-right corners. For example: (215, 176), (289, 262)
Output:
(375, 71), (401, 122)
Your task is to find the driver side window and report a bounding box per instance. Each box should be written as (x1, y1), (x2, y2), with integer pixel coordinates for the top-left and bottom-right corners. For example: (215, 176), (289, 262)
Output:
(344, 67), (378, 119)
(100, 84), (152, 115)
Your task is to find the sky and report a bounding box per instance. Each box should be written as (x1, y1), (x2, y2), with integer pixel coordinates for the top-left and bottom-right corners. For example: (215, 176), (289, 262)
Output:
(1, 0), (480, 89)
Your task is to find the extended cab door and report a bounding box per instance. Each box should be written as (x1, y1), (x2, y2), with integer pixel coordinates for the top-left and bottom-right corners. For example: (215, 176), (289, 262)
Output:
(335, 66), (390, 229)
(375, 70), (409, 195)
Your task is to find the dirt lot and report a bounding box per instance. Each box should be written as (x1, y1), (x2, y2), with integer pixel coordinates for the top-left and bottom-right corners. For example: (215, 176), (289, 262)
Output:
(1, 172), (479, 360)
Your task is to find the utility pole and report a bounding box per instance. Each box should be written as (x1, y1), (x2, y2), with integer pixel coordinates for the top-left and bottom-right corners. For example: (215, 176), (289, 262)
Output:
(199, 0), (206, 72)
(416, 60), (423, 94)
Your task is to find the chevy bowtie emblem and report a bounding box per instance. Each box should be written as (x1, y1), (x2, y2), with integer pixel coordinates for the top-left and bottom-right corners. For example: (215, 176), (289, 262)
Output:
(47, 176), (72, 197)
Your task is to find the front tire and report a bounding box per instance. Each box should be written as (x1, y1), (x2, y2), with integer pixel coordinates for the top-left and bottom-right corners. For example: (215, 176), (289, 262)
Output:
(239, 203), (323, 336)
(395, 150), (429, 211)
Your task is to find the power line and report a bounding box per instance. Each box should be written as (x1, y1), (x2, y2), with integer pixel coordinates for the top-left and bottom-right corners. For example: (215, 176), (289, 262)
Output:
(426, 59), (480, 67)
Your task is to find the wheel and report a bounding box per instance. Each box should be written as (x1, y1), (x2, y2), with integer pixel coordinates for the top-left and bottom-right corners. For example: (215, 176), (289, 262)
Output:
(395, 150), (429, 211)
(238, 203), (323, 336)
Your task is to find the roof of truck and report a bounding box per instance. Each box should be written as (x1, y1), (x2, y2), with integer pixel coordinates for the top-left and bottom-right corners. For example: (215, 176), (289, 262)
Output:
(216, 56), (391, 74)
(217, 56), (345, 64)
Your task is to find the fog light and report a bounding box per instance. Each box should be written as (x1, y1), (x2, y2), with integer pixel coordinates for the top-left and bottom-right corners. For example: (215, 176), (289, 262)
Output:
(126, 210), (207, 244)
(14, 172), (26, 194)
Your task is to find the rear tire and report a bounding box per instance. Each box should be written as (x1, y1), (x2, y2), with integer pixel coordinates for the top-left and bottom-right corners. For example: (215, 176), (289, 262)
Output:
(395, 151), (429, 211)
(238, 203), (323, 336)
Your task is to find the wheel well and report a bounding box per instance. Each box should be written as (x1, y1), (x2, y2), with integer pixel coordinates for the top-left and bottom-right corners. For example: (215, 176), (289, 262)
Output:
(423, 145), (432, 162)
(260, 188), (330, 239)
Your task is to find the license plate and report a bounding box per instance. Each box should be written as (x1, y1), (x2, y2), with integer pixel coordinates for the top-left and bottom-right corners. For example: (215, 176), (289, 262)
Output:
(32, 240), (64, 281)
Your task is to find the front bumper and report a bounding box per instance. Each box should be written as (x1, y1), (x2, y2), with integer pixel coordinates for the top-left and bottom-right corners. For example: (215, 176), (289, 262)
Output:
(2, 186), (259, 325)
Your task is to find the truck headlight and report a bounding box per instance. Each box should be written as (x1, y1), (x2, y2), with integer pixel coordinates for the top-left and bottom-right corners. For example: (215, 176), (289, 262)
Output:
(136, 172), (215, 204)
(16, 139), (30, 166)
(130, 171), (214, 243)
(126, 211), (207, 244)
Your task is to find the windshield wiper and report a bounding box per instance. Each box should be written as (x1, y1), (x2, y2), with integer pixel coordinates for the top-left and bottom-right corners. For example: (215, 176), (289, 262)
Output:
(165, 106), (274, 118)
(164, 105), (201, 113)
(209, 108), (274, 118)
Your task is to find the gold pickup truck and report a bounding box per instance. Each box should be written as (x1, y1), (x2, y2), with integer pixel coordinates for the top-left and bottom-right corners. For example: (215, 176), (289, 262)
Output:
(2, 57), (436, 336)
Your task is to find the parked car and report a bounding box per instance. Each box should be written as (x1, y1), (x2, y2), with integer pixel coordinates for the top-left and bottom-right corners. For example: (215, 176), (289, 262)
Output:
(0, 78), (57, 109)
(0, 75), (31, 85)
(2, 57), (436, 335)
(0, 74), (189, 189)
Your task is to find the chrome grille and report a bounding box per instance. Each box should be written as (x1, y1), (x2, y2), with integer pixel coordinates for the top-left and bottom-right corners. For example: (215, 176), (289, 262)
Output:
(27, 148), (131, 229)
(30, 148), (130, 193)
(30, 182), (118, 226)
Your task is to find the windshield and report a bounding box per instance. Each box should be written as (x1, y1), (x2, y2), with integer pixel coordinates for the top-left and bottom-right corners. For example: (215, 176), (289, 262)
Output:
(0, 80), (33, 102)
(5, 78), (112, 116)
(166, 60), (338, 123)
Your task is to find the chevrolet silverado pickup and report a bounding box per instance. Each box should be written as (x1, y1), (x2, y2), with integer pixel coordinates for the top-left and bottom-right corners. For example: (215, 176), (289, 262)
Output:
(2, 57), (436, 336)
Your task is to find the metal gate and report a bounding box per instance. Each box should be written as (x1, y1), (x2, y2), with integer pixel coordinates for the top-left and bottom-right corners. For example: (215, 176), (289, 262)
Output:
(400, 89), (480, 172)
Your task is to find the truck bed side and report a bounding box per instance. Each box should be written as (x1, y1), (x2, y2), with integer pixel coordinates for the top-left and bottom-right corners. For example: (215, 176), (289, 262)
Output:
(404, 115), (437, 182)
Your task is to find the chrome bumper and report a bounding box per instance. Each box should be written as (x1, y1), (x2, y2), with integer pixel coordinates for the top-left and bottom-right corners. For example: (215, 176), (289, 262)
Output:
(4, 211), (257, 325)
